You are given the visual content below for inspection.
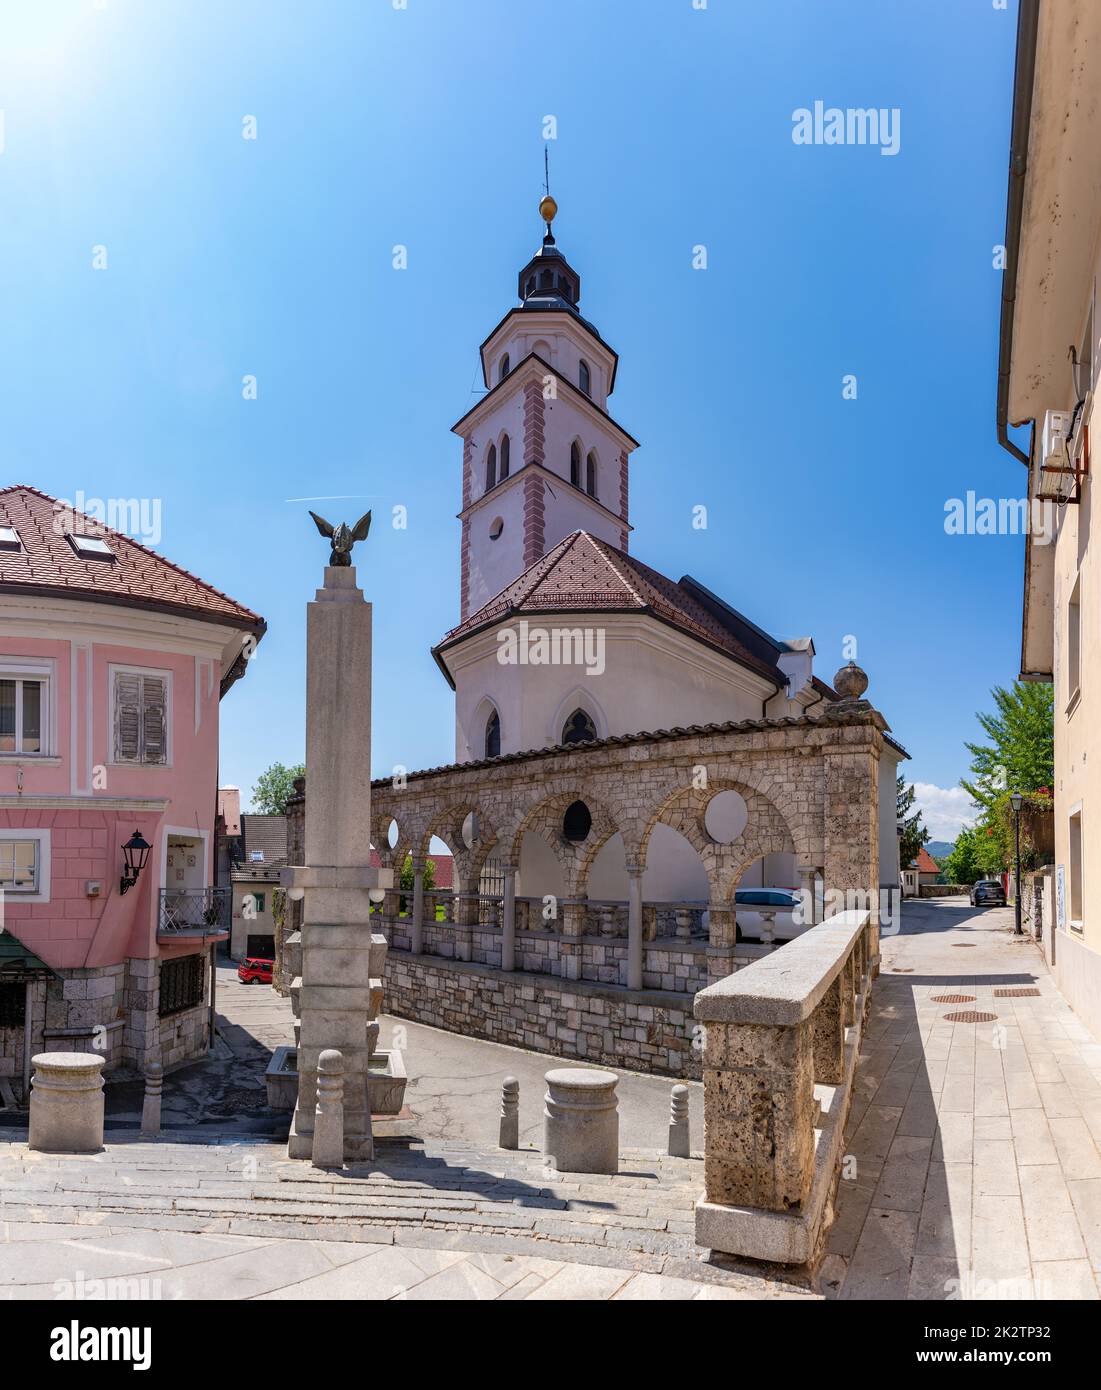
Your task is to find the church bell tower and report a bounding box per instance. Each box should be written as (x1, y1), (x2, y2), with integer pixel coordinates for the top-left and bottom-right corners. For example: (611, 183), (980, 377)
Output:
(451, 195), (640, 621)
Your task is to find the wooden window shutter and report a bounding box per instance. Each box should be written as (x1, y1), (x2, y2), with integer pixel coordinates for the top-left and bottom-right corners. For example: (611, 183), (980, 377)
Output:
(114, 671), (167, 763)
(141, 675), (167, 764)
(114, 672), (142, 762)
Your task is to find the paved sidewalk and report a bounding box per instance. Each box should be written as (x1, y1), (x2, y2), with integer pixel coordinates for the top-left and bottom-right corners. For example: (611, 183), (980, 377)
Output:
(825, 898), (1101, 1300)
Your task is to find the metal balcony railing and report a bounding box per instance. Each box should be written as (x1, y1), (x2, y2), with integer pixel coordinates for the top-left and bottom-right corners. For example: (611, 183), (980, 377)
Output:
(158, 887), (231, 936)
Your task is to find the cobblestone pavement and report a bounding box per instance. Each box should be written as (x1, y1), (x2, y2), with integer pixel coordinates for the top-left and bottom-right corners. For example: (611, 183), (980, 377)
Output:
(825, 898), (1101, 1301)
(95, 963), (706, 1151)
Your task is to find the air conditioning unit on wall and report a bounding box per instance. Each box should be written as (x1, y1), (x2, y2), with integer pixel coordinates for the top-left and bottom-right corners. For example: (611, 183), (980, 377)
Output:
(1038, 408), (1078, 503)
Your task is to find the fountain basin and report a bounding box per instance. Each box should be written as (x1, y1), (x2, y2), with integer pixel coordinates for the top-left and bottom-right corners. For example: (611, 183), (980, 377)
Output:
(265, 1044), (407, 1116)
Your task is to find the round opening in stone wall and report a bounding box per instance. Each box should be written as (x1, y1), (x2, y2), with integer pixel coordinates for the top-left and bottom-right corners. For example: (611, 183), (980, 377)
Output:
(488, 516), (504, 541)
(386, 817), (399, 850)
(703, 789), (748, 845)
(562, 800), (592, 842)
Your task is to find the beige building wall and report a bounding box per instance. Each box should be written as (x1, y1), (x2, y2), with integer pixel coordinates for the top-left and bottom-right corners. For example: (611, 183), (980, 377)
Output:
(230, 882), (276, 960)
(1006, 1), (1101, 1037)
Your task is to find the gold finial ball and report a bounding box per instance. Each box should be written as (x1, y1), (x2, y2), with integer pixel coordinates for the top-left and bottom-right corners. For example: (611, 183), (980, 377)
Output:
(539, 194), (558, 225)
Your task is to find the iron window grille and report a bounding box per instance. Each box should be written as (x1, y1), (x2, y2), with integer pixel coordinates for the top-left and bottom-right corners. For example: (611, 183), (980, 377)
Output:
(158, 954), (205, 1017)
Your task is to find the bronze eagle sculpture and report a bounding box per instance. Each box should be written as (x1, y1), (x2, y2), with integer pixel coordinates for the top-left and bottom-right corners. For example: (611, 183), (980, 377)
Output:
(309, 508), (372, 567)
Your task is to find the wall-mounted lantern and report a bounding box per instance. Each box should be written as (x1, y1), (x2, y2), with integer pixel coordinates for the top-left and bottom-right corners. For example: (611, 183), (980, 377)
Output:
(119, 830), (152, 896)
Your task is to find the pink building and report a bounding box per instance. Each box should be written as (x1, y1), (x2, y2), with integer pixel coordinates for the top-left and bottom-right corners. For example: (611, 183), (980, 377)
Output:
(0, 485), (264, 1099)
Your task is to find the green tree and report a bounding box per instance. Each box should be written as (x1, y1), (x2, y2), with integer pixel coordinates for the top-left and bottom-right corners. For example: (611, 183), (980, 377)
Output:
(961, 682), (1054, 813)
(250, 761), (305, 815)
(399, 855), (436, 892)
(944, 827), (981, 885)
(897, 776), (929, 870)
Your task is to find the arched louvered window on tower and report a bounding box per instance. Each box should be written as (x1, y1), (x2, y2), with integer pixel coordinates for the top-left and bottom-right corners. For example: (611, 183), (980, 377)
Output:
(579, 360), (591, 396)
(485, 443), (497, 492)
(499, 354), (510, 382)
(561, 709), (597, 745)
(500, 434), (510, 480)
(586, 451), (597, 498)
(570, 441), (581, 488)
(485, 709), (501, 759)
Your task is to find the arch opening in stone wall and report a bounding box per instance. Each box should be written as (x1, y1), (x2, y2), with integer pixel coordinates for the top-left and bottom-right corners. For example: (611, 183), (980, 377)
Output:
(503, 786), (620, 903)
(639, 774), (803, 908)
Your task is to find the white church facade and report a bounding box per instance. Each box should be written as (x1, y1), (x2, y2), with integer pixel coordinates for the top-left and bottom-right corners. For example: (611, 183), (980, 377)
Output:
(427, 197), (904, 905)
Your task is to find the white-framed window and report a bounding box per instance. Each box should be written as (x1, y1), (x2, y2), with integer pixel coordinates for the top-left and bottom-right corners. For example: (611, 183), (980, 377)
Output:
(0, 828), (51, 901)
(0, 662), (52, 755)
(1067, 574), (1082, 712)
(110, 665), (171, 766)
(1069, 806), (1084, 930)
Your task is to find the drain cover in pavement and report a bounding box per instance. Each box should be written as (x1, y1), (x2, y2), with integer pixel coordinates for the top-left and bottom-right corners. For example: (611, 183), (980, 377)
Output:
(942, 1010), (998, 1023)
(993, 987), (1041, 998)
(890, 968), (913, 973)
(950, 942), (977, 947)
(931, 994), (975, 1004)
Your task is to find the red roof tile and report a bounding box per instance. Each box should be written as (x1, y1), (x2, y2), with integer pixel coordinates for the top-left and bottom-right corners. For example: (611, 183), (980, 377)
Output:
(437, 531), (783, 683)
(0, 485), (264, 630)
(912, 846), (940, 874)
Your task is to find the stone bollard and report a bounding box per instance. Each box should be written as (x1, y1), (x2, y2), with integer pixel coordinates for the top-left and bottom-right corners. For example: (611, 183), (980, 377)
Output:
(140, 1062), (164, 1139)
(668, 1083), (690, 1158)
(543, 1068), (619, 1175)
(312, 1049), (345, 1169)
(499, 1076), (519, 1150)
(28, 1053), (106, 1154)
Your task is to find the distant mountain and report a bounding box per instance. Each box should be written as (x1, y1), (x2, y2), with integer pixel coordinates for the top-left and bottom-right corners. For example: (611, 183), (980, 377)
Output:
(926, 840), (954, 861)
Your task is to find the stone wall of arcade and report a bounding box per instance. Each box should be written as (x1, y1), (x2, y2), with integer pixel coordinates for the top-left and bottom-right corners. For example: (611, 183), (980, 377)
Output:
(284, 699), (888, 1077)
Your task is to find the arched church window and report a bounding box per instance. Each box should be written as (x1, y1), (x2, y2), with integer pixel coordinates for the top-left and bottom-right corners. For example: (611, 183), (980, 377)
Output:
(586, 451), (597, 498)
(499, 354), (510, 382)
(540, 269), (553, 290)
(485, 709), (501, 759)
(579, 360), (591, 396)
(485, 443), (497, 492)
(570, 441), (581, 488)
(500, 434), (510, 479)
(562, 709), (597, 745)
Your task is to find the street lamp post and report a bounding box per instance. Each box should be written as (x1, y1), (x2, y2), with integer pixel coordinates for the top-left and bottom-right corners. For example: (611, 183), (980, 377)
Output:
(1010, 791), (1024, 936)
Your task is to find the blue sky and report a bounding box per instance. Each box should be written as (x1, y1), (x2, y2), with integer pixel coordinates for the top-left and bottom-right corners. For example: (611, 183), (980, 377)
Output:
(0, 0), (1028, 840)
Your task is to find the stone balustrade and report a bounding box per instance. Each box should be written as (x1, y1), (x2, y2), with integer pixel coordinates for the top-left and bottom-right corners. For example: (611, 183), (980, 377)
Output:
(381, 894), (761, 995)
(693, 908), (877, 1265)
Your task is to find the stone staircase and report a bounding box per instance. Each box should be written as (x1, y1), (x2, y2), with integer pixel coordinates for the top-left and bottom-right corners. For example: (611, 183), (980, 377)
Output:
(0, 1131), (814, 1296)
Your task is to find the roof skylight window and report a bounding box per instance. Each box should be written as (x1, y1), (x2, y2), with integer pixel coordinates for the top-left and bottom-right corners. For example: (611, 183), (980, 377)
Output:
(0, 526), (21, 551)
(66, 533), (115, 561)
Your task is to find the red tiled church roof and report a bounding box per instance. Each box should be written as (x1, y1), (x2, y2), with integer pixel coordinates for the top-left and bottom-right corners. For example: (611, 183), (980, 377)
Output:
(436, 531), (784, 684)
(0, 484), (264, 631)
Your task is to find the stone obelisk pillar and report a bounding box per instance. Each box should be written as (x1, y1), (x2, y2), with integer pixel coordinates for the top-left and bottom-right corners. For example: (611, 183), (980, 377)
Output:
(283, 564), (392, 1162)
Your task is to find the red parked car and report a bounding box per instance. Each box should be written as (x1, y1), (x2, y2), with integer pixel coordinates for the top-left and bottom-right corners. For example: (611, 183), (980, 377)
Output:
(237, 957), (273, 984)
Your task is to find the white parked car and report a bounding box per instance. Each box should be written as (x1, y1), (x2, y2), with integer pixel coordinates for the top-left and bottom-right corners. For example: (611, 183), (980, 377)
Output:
(733, 888), (808, 942)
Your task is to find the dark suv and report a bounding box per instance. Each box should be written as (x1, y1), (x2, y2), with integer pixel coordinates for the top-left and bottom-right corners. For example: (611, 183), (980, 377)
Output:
(970, 879), (1006, 907)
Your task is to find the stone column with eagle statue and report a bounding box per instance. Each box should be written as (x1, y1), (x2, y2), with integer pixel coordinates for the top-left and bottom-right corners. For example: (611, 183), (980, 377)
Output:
(279, 506), (406, 1164)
